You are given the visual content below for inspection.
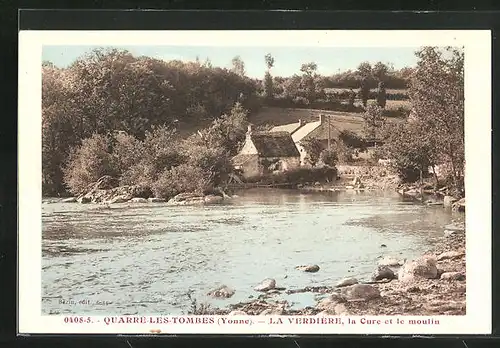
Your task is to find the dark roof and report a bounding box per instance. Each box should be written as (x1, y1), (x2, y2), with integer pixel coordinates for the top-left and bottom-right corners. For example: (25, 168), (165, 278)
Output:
(303, 123), (342, 141)
(251, 131), (300, 158)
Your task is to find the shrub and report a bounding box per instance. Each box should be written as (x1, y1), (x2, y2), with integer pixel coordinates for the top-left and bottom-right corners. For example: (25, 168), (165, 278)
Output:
(111, 132), (144, 179)
(252, 167), (338, 185)
(319, 149), (338, 167)
(333, 140), (354, 164)
(63, 133), (116, 195)
(182, 145), (233, 187)
(151, 164), (210, 199)
(122, 125), (185, 187)
(300, 138), (323, 166)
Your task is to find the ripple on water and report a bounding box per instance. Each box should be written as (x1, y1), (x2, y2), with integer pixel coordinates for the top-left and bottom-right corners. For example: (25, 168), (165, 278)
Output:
(42, 190), (455, 315)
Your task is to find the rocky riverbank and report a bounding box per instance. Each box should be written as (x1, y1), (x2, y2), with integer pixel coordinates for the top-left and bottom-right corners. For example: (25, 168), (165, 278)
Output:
(54, 176), (231, 206)
(195, 221), (466, 316)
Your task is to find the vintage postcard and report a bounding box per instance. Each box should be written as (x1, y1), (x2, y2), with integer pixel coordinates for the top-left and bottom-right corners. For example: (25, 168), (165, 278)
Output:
(18, 30), (491, 335)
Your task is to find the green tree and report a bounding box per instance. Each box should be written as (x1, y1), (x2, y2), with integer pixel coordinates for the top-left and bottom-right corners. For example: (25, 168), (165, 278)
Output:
(231, 55), (246, 76)
(300, 62), (319, 103)
(265, 53), (275, 70)
(185, 102), (249, 155)
(382, 121), (436, 183)
(300, 138), (323, 166)
(358, 79), (370, 107)
(376, 81), (387, 109)
(319, 148), (338, 167)
(356, 62), (372, 80)
(372, 62), (389, 82)
(263, 53), (275, 100)
(63, 133), (116, 195)
(409, 46), (464, 193)
(362, 103), (385, 144)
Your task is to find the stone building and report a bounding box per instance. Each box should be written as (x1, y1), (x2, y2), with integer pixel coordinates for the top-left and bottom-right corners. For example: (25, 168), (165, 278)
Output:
(232, 125), (301, 179)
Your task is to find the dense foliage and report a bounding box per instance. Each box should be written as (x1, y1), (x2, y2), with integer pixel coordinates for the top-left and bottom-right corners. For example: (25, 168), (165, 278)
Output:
(382, 47), (464, 195)
(42, 48), (258, 196)
(63, 104), (248, 198)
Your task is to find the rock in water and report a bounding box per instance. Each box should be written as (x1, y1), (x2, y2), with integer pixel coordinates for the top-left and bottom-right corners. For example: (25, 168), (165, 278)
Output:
(443, 195), (458, 208)
(444, 223), (465, 232)
(398, 256), (438, 282)
(378, 256), (403, 267)
(207, 285), (235, 299)
(77, 196), (91, 204)
(204, 195), (224, 204)
(437, 250), (464, 261)
(335, 277), (358, 288)
(108, 194), (133, 204)
(61, 197), (77, 203)
(148, 197), (166, 203)
(340, 284), (381, 301)
(228, 310), (247, 316)
(129, 197), (148, 203)
(440, 272), (466, 281)
(295, 264), (320, 273)
(452, 198), (465, 212)
(254, 278), (276, 292)
(372, 265), (395, 281)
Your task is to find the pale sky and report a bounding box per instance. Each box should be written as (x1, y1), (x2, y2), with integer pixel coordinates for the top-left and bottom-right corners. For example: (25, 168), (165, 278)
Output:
(42, 45), (420, 78)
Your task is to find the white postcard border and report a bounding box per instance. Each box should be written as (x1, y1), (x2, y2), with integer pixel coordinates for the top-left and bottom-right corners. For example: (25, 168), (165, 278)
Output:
(18, 30), (492, 335)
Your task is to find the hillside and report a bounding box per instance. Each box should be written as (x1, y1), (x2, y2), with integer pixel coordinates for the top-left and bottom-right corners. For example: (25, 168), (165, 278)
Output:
(249, 107), (402, 134)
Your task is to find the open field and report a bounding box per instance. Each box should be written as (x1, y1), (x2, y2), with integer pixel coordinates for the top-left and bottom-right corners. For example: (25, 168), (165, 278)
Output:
(384, 99), (411, 111)
(325, 87), (409, 95)
(250, 107), (403, 133)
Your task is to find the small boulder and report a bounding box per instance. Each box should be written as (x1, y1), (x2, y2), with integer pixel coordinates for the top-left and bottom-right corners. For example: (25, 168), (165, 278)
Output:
(62, 197), (77, 203)
(452, 198), (465, 212)
(129, 197), (148, 203)
(148, 197), (166, 203)
(334, 303), (350, 315)
(398, 256), (438, 282)
(207, 285), (235, 299)
(295, 264), (320, 273)
(77, 196), (91, 204)
(444, 230), (458, 237)
(443, 195), (458, 208)
(204, 195), (224, 204)
(335, 277), (358, 288)
(378, 256), (403, 267)
(228, 310), (247, 316)
(372, 265), (395, 281)
(437, 250), (464, 261)
(440, 272), (465, 281)
(444, 223), (465, 232)
(316, 297), (337, 311)
(340, 284), (381, 301)
(108, 194), (133, 204)
(380, 244), (387, 248)
(254, 278), (276, 292)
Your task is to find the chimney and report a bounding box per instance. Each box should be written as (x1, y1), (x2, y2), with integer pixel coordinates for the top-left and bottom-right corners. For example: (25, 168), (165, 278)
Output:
(319, 114), (324, 124)
(247, 124), (253, 135)
(298, 119), (305, 126)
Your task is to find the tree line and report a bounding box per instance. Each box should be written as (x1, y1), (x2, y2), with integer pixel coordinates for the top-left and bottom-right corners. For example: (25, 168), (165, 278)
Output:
(42, 48), (258, 196)
(42, 46), (464, 198)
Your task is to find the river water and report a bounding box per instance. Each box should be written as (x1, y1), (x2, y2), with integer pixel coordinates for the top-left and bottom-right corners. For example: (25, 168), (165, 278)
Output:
(42, 189), (455, 315)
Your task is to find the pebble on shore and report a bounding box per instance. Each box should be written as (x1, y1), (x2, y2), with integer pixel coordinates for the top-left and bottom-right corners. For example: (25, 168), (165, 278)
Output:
(206, 223), (465, 316)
